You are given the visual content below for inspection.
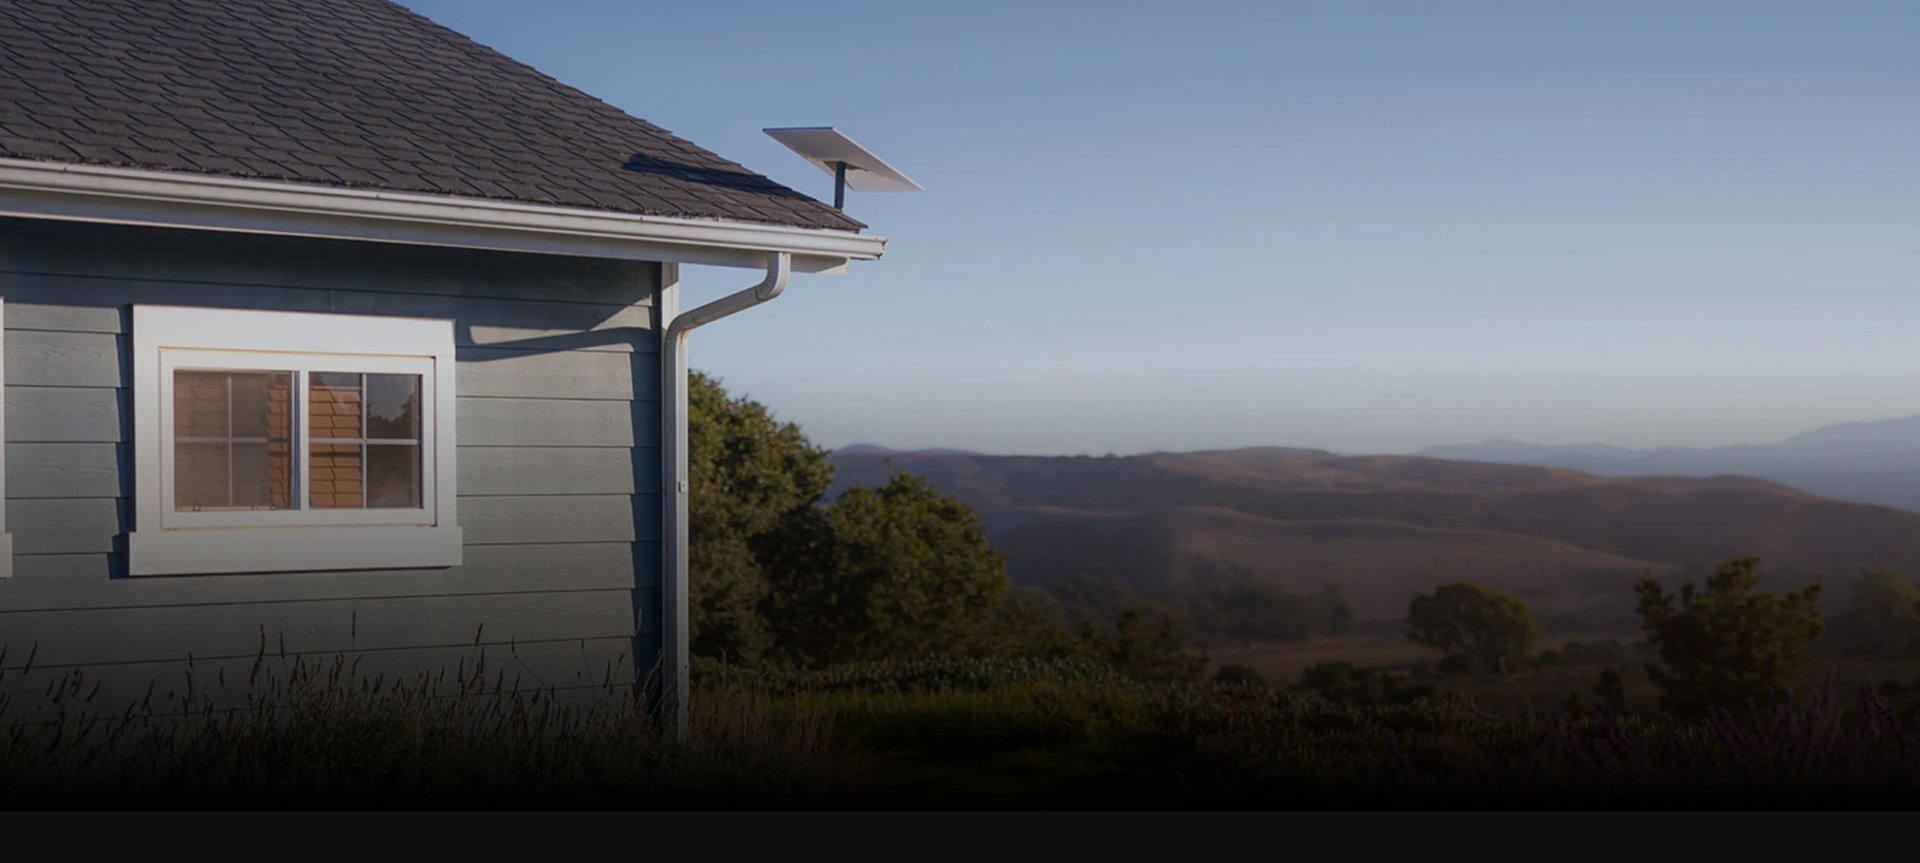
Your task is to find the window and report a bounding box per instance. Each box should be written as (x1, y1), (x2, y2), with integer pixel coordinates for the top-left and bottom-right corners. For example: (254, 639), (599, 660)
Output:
(129, 306), (460, 575)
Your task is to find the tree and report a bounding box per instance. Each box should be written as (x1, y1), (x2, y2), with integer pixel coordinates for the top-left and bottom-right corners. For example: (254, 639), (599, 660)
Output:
(1634, 556), (1823, 716)
(686, 372), (832, 664)
(761, 472), (1009, 666)
(1826, 570), (1920, 659)
(981, 586), (1082, 659)
(1078, 607), (1206, 682)
(687, 373), (1217, 674)
(1406, 582), (1540, 674)
(1593, 668), (1628, 713)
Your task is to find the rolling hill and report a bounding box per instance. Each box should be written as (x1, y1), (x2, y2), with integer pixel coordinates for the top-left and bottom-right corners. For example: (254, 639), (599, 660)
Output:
(828, 447), (1920, 629)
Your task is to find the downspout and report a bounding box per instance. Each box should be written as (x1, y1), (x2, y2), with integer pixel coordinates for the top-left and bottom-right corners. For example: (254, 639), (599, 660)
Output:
(657, 251), (791, 739)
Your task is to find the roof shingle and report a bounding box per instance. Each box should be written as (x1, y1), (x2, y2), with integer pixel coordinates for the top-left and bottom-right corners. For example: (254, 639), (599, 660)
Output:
(0, 0), (864, 232)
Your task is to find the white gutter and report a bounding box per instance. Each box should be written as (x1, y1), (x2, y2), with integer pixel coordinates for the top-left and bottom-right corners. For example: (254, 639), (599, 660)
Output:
(0, 158), (885, 273)
(656, 251), (792, 739)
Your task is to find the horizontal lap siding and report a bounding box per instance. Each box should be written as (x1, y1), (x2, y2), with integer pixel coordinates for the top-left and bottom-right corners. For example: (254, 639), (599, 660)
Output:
(1, 330), (660, 392)
(0, 220), (658, 706)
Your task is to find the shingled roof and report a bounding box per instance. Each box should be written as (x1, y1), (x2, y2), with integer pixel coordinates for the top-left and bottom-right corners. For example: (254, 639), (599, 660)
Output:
(0, 0), (863, 232)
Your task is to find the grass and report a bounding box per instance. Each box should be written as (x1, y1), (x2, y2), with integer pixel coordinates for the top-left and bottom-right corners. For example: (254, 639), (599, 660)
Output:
(1218, 632), (1920, 718)
(0, 649), (855, 809)
(1206, 631), (1641, 684)
(1205, 632), (1447, 683)
(7, 651), (1920, 809)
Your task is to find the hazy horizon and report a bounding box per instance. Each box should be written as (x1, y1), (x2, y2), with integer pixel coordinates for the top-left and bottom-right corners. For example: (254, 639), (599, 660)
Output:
(821, 406), (1920, 459)
(399, 0), (1920, 456)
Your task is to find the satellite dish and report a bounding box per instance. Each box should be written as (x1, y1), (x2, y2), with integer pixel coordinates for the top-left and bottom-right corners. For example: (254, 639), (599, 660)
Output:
(764, 126), (922, 211)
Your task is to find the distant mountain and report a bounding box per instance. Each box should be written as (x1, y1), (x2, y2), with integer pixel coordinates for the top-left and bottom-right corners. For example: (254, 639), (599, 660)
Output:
(1417, 440), (1666, 463)
(1420, 414), (1920, 512)
(1779, 415), (1920, 457)
(828, 448), (1920, 630)
(832, 443), (901, 455)
(832, 444), (981, 456)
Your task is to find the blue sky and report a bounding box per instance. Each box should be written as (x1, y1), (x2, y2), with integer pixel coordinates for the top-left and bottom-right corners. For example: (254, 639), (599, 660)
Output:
(401, 0), (1920, 455)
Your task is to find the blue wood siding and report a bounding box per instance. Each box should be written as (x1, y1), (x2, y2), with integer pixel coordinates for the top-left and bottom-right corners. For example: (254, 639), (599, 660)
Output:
(0, 218), (660, 718)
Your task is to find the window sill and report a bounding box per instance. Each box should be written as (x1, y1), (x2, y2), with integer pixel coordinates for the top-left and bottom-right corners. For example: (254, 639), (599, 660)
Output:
(127, 526), (463, 576)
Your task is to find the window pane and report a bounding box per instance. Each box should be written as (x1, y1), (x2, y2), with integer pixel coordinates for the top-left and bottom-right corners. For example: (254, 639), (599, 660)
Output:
(309, 443), (365, 509)
(366, 374), (421, 440)
(174, 442), (230, 510)
(367, 444), (421, 508)
(174, 371), (230, 438)
(268, 439), (293, 507)
(309, 372), (363, 440)
(173, 370), (292, 511)
(231, 374), (272, 438)
(231, 443), (278, 508)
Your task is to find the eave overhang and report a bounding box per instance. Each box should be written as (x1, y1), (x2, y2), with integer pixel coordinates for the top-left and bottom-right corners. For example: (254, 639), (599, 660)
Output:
(0, 158), (885, 274)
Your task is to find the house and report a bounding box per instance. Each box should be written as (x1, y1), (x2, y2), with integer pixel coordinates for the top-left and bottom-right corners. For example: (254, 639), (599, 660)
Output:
(0, 0), (888, 734)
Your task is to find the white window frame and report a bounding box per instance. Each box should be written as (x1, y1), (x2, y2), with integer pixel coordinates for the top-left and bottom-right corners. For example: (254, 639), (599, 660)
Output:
(129, 305), (461, 576)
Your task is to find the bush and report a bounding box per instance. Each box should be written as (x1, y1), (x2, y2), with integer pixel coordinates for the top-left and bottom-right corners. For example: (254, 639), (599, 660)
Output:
(1078, 608), (1207, 683)
(1292, 662), (1433, 706)
(1211, 664), (1266, 688)
(692, 655), (1129, 696)
(1825, 570), (1920, 660)
(1562, 639), (1630, 665)
(1593, 668), (1628, 712)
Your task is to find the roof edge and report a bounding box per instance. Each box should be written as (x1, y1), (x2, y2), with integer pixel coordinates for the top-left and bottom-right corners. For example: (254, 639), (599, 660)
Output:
(0, 158), (885, 274)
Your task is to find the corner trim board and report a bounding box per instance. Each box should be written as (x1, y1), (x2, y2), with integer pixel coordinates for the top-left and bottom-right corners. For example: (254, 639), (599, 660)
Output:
(0, 297), (11, 578)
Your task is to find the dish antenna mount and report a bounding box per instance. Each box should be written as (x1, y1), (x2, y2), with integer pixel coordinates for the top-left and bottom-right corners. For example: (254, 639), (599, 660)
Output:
(764, 127), (922, 211)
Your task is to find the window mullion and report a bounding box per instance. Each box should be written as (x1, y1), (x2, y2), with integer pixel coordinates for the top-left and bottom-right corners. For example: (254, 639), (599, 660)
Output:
(296, 368), (310, 512)
(225, 373), (235, 509)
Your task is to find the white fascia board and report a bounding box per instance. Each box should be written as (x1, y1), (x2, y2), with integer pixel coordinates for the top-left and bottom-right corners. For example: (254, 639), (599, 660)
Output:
(0, 158), (885, 274)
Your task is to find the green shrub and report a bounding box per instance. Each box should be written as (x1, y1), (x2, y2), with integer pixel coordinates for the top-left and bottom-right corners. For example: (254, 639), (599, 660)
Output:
(1562, 639), (1630, 665)
(1211, 664), (1267, 688)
